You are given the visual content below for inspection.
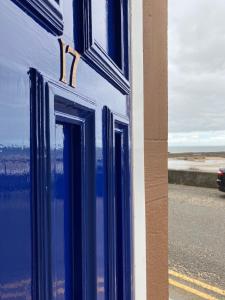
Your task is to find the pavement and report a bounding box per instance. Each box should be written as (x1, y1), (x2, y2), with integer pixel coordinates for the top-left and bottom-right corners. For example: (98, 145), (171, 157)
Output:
(169, 184), (225, 299)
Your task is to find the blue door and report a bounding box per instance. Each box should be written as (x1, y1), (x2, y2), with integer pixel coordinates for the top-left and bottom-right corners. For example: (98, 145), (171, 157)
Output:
(0, 1), (131, 299)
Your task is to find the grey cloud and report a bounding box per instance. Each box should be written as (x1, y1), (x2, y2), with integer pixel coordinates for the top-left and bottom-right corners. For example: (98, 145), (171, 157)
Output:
(169, 0), (225, 133)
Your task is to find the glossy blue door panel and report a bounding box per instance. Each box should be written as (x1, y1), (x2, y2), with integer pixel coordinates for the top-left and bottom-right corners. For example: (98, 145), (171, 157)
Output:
(52, 122), (83, 299)
(103, 108), (132, 300)
(31, 70), (97, 299)
(52, 123), (67, 300)
(92, 0), (108, 51)
(51, 90), (97, 300)
(114, 121), (132, 300)
(0, 0), (131, 299)
(73, 0), (130, 94)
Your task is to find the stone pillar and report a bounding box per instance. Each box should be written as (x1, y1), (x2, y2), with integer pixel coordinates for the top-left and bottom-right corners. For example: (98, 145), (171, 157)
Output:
(143, 0), (168, 299)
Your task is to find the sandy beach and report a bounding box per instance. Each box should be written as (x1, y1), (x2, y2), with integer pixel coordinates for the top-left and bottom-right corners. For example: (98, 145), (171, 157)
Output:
(168, 152), (225, 172)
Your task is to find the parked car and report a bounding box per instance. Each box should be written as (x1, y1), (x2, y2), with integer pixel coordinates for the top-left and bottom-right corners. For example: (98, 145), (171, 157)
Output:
(217, 168), (225, 192)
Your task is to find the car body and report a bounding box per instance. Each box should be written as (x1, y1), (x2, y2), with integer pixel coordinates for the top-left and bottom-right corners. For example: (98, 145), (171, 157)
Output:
(217, 168), (225, 192)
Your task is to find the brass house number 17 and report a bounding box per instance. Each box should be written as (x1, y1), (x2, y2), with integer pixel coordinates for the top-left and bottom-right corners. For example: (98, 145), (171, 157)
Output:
(59, 38), (81, 88)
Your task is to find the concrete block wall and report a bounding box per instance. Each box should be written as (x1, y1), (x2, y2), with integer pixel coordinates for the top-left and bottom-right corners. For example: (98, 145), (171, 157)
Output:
(143, 0), (168, 299)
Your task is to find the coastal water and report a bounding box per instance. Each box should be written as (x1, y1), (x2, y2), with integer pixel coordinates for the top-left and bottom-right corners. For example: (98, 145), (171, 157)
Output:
(169, 145), (225, 153)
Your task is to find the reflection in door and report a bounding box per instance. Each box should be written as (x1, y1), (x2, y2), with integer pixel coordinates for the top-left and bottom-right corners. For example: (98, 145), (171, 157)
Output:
(52, 122), (82, 300)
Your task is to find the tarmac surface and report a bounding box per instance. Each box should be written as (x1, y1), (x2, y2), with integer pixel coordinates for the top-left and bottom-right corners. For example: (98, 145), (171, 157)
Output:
(169, 184), (225, 299)
(169, 286), (204, 300)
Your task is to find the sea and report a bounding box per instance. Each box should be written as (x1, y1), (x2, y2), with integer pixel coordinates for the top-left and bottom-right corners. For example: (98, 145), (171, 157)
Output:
(169, 145), (225, 154)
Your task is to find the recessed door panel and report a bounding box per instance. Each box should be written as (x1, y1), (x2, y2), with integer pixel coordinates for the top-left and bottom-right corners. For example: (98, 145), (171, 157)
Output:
(103, 107), (132, 300)
(52, 121), (83, 300)
(52, 123), (67, 300)
(115, 131), (124, 300)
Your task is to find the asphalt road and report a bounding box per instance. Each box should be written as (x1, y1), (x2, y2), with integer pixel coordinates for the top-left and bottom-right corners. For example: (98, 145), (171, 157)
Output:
(169, 184), (225, 299)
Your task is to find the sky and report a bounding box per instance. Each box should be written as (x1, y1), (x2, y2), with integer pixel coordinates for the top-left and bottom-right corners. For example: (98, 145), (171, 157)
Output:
(169, 0), (225, 146)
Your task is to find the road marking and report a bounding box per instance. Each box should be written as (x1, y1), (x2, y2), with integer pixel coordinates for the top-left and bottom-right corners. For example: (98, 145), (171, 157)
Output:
(169, 270), (225, 297)
(169, 278), (219, 300)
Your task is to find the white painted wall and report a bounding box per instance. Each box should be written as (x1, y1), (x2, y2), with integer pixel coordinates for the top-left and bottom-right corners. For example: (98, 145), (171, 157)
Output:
(130, 0), (147, 299)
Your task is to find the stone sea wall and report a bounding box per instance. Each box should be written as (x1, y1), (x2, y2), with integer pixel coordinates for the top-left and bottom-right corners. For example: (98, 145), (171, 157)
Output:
(168, 169), (217, 188)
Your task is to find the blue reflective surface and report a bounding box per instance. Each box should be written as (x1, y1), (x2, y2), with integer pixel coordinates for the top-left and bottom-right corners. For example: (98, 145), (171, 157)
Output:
(0, 0), (130, 299)
(51, 123), (66, 300)
(0, 66), (31, 299)
(92, 0), (108, 51)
